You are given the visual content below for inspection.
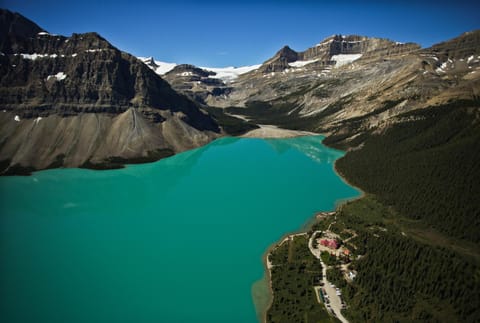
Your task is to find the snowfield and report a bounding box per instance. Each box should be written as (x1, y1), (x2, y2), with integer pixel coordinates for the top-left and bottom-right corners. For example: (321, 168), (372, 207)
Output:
(289, 59), (319, 67)
(138, 57), (177, 75)
(138, 56), (260, 82)
(201, 64), (261, 82)
(331, 54), (363, 67)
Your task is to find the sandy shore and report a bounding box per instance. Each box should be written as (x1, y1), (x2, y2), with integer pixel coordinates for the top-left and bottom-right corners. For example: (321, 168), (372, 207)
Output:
(241, 124), (318, 138)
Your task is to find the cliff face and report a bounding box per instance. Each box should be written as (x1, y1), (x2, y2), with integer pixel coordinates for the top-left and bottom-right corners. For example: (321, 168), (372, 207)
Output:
(260, 46), (299, 73)
(0, 9), (44, 53)
(0, 9), (220, 174)
(258, 34), (421, 73)
(161, 64), (230, 105)
(2, 9), (479, 175)
(422, 30), (480, 64)
(206, 31), (479, 151)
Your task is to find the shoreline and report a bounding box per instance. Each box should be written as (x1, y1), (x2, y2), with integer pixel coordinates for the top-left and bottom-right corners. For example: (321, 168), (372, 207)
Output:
(5, 121), (364, 322)
(258, 152), (365, 323)
(2, 124), (320, 176)
(2, 126), (317, 176)
(332, 161), (366, 200)
(258, 230), (310, 323)
(241, 124), (318, 139)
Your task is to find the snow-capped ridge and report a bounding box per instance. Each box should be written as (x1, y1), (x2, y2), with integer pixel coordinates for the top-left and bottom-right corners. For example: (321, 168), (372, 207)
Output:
(138, 56), (177, 75)
(138, 56), (260, 82)
(202, 64), (261, 82)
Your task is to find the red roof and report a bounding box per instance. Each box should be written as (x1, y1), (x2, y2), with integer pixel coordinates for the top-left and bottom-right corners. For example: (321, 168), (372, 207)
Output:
(320, 239), (339, 249)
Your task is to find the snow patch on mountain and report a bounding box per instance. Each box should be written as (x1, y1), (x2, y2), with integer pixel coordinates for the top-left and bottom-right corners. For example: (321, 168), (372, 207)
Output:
(316, 38), (334, 47)
(202, 65), (261, 82)
(289, 59), (319, 67)
(47, 72), (67, 81)
(331, 54), (363, 67)
(18, 53), (58, 60)
(37, 31), (58, 37)
(139, 56), (260, 81)
(138, 57), (177, 75)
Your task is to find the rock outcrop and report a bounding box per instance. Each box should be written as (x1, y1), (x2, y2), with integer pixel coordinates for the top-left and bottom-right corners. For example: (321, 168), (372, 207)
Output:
(258, 34), (421, 73)
(2, 9), (479, 175)
(0, 9), (44, 53)
(209, 31), (479, 150)
(0, 9), (220, 174)
(260, 46), (299, 73)
(161, 64), (230, 105)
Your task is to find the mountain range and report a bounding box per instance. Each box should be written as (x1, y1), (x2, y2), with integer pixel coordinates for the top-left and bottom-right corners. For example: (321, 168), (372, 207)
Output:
(146, 29), (479, 151)
(0, 8), (479, 175)
(1, 8), (479, 323)
(0, 9), (220, 174)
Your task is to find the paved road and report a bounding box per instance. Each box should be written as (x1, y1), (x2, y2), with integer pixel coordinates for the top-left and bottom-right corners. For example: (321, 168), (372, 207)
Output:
(308, 231), (349, 323)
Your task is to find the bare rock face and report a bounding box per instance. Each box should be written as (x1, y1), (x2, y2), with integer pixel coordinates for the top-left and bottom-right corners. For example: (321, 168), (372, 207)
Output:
(425, 30), (480, 60)
(162, 64), (230, 105)
(210, 31), (479, 149)
(2, 8), (479, 175)
(0, 9), (220, 175)
(258, 35), (420, 74)
(260, 46), (299, 73)
(0, 9), (44, 53)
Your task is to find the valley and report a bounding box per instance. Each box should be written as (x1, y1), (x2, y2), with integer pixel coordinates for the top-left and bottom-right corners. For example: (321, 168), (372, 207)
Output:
(1, 7), (479, 323)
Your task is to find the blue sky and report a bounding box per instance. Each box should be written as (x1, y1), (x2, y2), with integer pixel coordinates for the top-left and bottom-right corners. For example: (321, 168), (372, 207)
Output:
(3, 0), (479, 67)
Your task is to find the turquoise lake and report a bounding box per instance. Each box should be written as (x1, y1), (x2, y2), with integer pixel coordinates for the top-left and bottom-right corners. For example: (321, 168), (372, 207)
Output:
(0, 136), (359, 323)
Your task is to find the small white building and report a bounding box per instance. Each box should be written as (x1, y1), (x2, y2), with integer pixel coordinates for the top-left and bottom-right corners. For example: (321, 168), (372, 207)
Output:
(348, 271), (357, 280)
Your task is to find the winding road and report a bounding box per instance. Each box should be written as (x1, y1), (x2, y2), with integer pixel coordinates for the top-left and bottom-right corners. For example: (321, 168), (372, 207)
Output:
(308, 230), (349, 323)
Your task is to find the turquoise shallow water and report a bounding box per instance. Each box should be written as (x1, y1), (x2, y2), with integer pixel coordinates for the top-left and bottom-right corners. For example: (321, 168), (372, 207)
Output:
(0, 136), (359, 323)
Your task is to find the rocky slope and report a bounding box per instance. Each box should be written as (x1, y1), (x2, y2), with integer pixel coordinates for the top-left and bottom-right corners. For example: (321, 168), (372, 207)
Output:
(0, 9), (220, 174)
(162, 64), (231, 106)
(202, 31), (480, 149)
(2, 9), (479, 175)
(139, 57), (260, 107)
(259, 35), (420, 73)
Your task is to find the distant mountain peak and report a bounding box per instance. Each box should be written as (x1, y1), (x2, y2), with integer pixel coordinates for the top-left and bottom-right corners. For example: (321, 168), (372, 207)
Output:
(427, 29), (480, 60)
(1, 9), (45, 53)
(258, 33), (421, 73)
(259, 45), (299, 73)
(138, 56), (177, 75)
(276, 45), (298, 60)
(142, 56), (159, 68)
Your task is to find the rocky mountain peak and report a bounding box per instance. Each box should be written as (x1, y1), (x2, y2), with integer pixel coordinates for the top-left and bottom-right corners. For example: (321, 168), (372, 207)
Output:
(166, 64), (216, 78)
(0, 9), (44, 38)
(162, 64), (228, 106)
(0, 9), (45, 53)
(0, 9), (221, 173)
(276, 45), (299, 60)
(142, 56), (159, 68)
(1, 9), (114, 56)
(425, 29), (480, 60)
(257, 34), (421, 73)
(68, 32), (113, 50)
(260, 45), (299, 73)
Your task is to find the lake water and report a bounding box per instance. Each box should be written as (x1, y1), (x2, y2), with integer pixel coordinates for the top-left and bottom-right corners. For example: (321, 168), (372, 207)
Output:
(0, 136), (359, 323)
